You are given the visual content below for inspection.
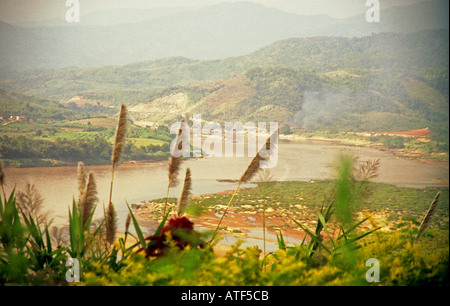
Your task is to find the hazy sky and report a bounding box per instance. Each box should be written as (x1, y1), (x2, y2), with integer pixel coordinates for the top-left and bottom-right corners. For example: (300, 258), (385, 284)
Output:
(0, 0), (427, 23)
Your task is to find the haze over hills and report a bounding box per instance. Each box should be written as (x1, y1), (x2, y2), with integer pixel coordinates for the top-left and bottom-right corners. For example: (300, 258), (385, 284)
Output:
(0, 29), (447, 137)
(0, 0), (448, 70)
(1, 30), (447, 100)
(14, 7), (198, 27)
(0, 0), (448, 141)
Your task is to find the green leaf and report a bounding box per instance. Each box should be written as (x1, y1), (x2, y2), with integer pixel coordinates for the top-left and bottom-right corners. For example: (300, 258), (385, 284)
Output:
(277, 230), (286, 251)
(126, 202), (146, 249)
(317, 212), (335, 248)
(291, 218), (331, 255)
(45, 226), (53, 254)
(337, 217), (369, 241)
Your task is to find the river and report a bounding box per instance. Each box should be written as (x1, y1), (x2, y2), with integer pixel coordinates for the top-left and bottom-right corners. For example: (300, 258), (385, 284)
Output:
(3, 141), (448, 228)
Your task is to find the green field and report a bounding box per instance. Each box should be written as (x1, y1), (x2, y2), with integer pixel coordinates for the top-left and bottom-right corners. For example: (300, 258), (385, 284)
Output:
(128, 138), (167, 147)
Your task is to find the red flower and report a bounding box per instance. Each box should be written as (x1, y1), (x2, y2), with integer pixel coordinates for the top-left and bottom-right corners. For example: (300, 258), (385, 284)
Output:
(141, 216), (204, 258)
(163, 216), (194, 231)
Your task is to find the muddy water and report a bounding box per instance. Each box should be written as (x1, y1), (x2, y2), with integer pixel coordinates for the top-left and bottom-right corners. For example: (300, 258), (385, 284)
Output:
(3, 141), (448, 228)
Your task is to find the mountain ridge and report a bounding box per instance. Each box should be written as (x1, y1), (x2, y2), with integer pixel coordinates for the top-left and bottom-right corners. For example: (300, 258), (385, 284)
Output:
(0, 0), (448, 70)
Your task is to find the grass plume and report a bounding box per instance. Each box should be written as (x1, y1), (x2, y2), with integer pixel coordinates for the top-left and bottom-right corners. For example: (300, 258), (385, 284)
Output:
(168, 121), (184, 188)
(109, 104), (128, 206)
(77, 162), (87, 200)
(16, 182), (51, 228)
(211, 131), (277, 242)
(353, 158), (380, 182)
(80, 173), (98, 229)
(164, 120), (185, 215)
(124, 213), (131, 245)
(239, 132), (276, 184)
(177, 168), (192, 217)
(112, 104), (128, 167)
(415, 192), (441, 242)
(104, 104), (128, 247)
(105, 202), (118, 245)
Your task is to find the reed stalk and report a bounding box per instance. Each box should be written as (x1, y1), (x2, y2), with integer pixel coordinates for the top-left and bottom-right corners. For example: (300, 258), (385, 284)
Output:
(0, 158), (5, 199)
(77, 162), (87, 200)
(108, 104), (127, 207)
(124, 213), (131, 245)
(263, 206), (266, 256)
(105, 104), (127, 246)
(210, 182), (242, 242)
(415, 192), (441, 242)
(105, 201), (118, 245)
(164, 120), (184, 215)
(211, 132), (276, 242)
(177, 168), (192, 217)
(79, 173), (98, 229)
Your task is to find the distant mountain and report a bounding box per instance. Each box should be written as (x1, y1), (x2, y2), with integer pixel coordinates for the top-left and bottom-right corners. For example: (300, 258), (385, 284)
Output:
(0, 0), (448, 70)
(14, 7), (197, 27)
(1, 29), (447, 101)
(1, 29), (447, 136)
(332, 0), (449, 36)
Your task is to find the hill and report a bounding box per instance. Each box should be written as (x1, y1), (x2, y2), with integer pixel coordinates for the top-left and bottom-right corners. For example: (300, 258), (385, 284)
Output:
(0, 29), (448, 139)
(0, 0), (448, 71)
(1, 29), (448, 101)
(0, 89), (116, 122)
(122, 65), (448, 137)
(0, 89), (72, 121)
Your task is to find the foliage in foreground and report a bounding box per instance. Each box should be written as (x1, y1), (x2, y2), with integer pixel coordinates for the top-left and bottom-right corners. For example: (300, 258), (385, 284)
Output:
(0, 107), (448, 286)
(81, 230), (448, 286)
(0, 173), (449, 286)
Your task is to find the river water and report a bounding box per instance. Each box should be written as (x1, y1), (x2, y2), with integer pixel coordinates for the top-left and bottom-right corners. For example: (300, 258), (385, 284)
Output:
(3, 141), (448, 228)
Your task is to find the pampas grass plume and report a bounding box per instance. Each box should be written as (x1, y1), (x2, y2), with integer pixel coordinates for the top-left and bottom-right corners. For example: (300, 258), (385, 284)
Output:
(416, 192), (441, 242)
(77, 162), (87, 198)
(112, 104), (128, 167)
(177, 168), (192, 217)
(80, 173), (98, 229)
(106, 202), (118, 245)
(239, 133), (275, 184)
(168, 120), (184, 188)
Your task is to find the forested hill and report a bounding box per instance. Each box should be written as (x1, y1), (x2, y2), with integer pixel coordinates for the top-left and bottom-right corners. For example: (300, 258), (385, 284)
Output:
(0, 29), (448, 102)
(0, 30), (448, 138)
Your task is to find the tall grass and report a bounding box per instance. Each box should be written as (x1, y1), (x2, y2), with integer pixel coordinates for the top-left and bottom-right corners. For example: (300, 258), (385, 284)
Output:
(416, 192), (441, 242)
(177, 168), (192, 217)
(16, 183), (50, 228)
(164, 120), (185, 215)
(289, 155), (382, 261)
(77, 162), (87, 202)
(108, 104), (127, 207)
(79, 173), (98, 230)
(105, 104), (127, 247)
(211, 132), (276, 242)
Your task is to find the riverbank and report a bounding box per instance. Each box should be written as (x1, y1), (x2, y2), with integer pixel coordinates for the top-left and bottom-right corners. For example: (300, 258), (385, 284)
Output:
(130, 180), (449, 253)
(2, 131), (447, 171)
(281, 133), (449, 170)
(3, 139), (448, 231)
